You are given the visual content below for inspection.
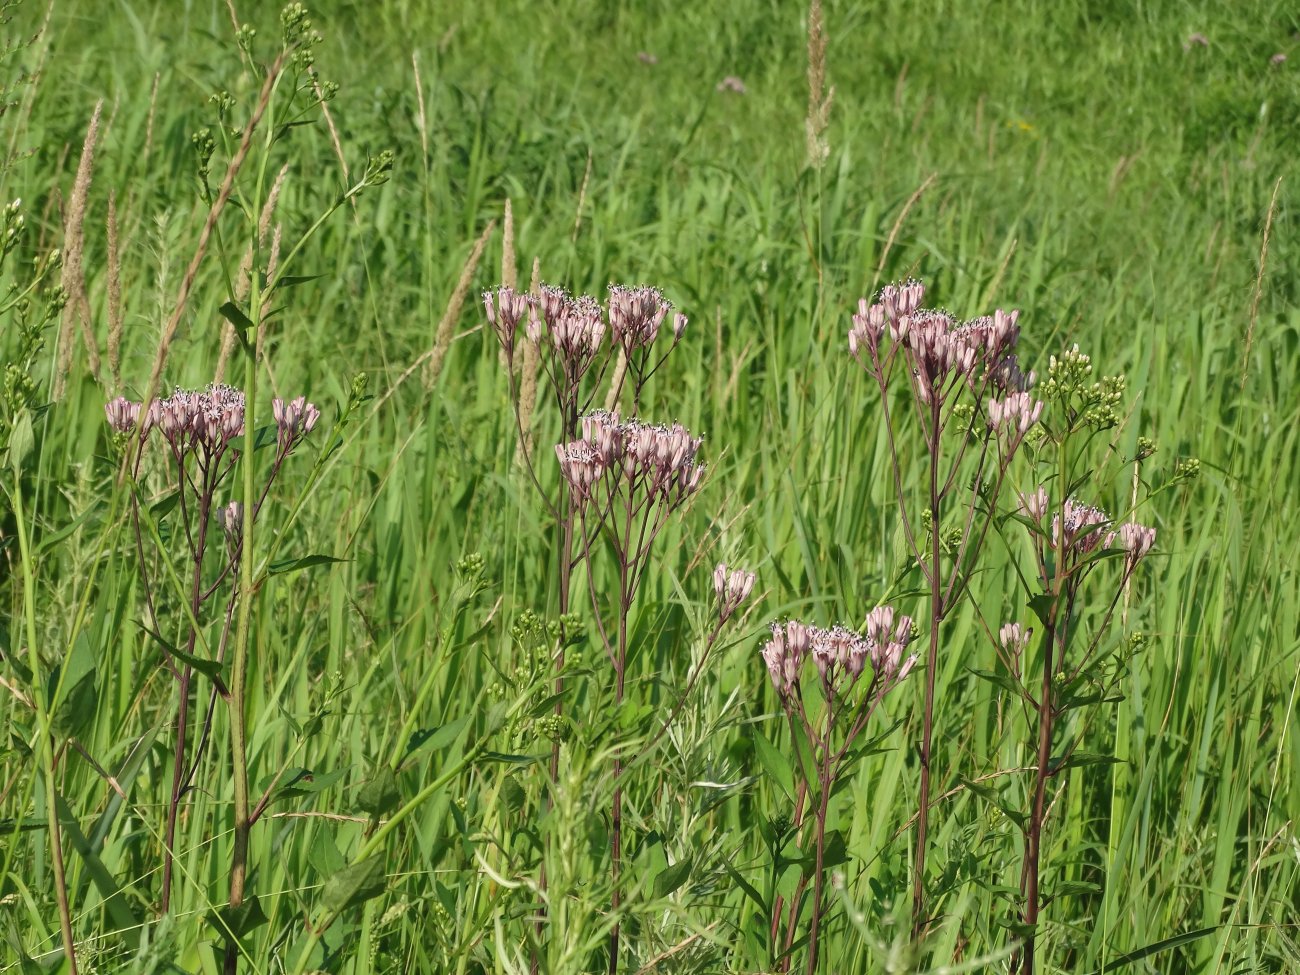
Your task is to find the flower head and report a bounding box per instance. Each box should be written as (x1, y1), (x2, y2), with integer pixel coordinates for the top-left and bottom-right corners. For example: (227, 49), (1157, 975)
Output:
(713, 563), (756, 622)
(760, 610), (915, 702)
(607, 284), (671, 352)
(483, 286), (529, 359)
(272, 395), (320, 450)
(1052, 498), (1110, 555)
(999, 622), (1031, 657)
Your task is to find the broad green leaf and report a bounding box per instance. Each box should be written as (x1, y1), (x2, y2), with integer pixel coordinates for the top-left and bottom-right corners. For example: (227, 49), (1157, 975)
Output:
(267, 554), (346, 576)
(357, 766), (400, 817)
(652, 857), (692, 899)
(207, 894), (269, 940)
(321, 854), (387, 915)
(752, 728), (794, 801)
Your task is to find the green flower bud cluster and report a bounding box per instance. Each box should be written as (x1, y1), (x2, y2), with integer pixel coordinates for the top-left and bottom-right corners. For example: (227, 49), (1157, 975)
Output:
(1175, 457), (1201, 481)
(1039, 344), (1126, 430)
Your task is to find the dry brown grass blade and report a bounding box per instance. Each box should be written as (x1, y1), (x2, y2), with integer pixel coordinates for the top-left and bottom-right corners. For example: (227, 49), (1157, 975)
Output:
(874, 171), (937, 287)
(54, 98), (104, 398)
(424, 219), (498, 388)
(144, 55), (286, 408)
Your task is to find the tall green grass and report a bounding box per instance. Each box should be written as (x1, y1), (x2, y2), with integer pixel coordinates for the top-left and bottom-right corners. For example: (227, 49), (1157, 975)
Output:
(2, 0), (1297, 971)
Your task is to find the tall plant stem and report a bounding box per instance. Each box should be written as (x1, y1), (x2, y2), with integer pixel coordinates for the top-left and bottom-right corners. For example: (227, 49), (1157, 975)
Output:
(1020, 617), (1059, 975)
(13, 482), (78, 975)
(608, 570), (630, 975)
(162, 483), (211, 911)
(805, 758), (834, 975)
(912, 398), (943, 940)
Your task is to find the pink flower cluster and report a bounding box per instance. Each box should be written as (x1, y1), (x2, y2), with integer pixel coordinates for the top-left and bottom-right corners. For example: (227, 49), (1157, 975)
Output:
(484, 283), (687, 367)
(607, 284), (686, 353)
(849, 278), (1038, 406)
(987, 390), (1044, 448)
(760, 607), (916, 700)
(271, 396), (321, 451)
(555, 411), (705, 508)
(1034, 496), (1156, 566)
(106, 384), (245, 451)
(104, 385), (318, 454)
(713, 563), (757, 622)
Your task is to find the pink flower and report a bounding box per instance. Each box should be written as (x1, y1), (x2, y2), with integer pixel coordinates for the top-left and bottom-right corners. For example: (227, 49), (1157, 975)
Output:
(713, 563), (757, 621)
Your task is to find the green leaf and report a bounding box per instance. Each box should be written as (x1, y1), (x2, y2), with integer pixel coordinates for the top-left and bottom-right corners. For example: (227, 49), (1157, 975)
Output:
(1051, 751), (1123, 774)
(56, 792), (140, 945)
(356, 766), (400, 817)
(719, 852), (766, 914)
(207, 894), (269, 940)
(36, 501), (106, 555)
(49, 632), (97, 739)
(7, 409), (33, 472)
(967, 667), (1024, 698)
(149, 490), (180, 519)
(267, 554), (346, 576)
(404, 714), (472, 762)
(275, 273), (326, 290)
(752, 728), (794, 801)
(321, 854), (387, 915)
(652, 857), (692, 899)
(218, 301), (255, 337)
(1097, 926), (1217, 973)
(137, 621), (227, 686)
(1027, 593), (1055, 627)
(500, 775), (527, 814)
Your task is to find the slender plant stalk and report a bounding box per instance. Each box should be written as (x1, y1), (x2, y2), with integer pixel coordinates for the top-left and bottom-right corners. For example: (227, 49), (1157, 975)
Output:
(1020, 611), (1059, 975)
(608, 547), (632, 975)
(13, 480), (79, 975)
(912, 396), (944, 939)
(805, 748), (833, 975)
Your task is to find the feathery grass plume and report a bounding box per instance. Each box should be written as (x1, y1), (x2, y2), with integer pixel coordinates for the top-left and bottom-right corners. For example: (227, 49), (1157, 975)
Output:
(412, 51), (429, 165)
(216, 163), (290, 382)
(424, 218), (497, 388)
(804, 0), (833, 170)
(514, 256), (541, 468)
(501, 199), (517, 291)
(144, 54), (286, 409)
(106, 189), (122, 390)
(1241, 175), (1282, 389)
(54, 98), (102, 398)
(874, 172), (935, 284)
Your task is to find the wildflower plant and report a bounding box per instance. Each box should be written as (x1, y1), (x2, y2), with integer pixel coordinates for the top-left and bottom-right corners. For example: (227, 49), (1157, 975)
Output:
(850, 282), (1171, 971)
(487, 283), (688, 778)
(995, 345), (1163, 973)
(758, 610), (917, 974)
(848, 278), (1041, 934)
(105, 385), (319, 909)
(555, 409), (717, 972)
(487, 282), (694, 970)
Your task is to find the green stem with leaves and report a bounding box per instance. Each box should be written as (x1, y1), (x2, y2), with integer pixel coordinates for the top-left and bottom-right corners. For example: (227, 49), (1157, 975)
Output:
(12, 477), (79, 975)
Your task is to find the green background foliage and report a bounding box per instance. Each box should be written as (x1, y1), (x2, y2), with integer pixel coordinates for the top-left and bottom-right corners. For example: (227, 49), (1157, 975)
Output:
(2, 0), (1297, 971)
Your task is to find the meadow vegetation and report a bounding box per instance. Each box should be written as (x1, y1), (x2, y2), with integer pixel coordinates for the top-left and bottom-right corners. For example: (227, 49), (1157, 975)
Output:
(1, 0), (1298, 972)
